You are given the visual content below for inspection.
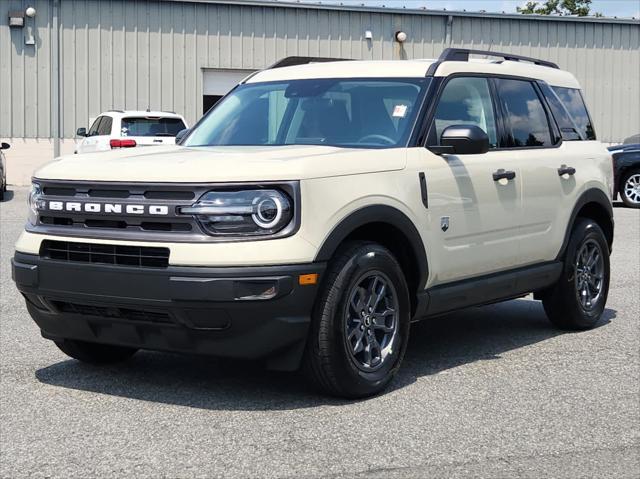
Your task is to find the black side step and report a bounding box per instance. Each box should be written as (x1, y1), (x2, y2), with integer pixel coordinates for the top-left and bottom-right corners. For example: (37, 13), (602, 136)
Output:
(416, 261), (563, 319)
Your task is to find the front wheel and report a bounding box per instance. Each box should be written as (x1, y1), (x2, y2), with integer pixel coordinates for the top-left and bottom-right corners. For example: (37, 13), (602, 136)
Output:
(304, 241), (411, 398)
(542, 218), (610, 330)
(55, 339), (138, 364)
(620, 169), (640, 208)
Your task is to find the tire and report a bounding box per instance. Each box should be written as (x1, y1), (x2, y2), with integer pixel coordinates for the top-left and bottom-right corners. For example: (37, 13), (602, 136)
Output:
(55, 339), (138, 364)
(619, 169), (640, 208)
(542, 218), (610, 330)
(304, 241), (411, 398)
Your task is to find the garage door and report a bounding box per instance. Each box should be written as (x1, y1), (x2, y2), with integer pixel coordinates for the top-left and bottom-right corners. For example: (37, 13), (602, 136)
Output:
(203, 69), (255, 113)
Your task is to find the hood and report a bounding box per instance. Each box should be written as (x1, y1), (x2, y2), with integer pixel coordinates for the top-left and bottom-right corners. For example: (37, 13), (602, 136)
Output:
(34, 145), (406, 183)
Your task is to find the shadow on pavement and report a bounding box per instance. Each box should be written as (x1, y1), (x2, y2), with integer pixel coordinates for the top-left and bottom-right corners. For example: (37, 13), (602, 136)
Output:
(35, 298), (616, 411)
(392, 300), (615, 392)
(0, 189), (15, 202)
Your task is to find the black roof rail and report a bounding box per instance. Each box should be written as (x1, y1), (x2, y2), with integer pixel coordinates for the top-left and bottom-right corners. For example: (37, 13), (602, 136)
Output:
(444, 48), (559, 68)
(426, 48), (559, 76)
(268, 56), (351, 69)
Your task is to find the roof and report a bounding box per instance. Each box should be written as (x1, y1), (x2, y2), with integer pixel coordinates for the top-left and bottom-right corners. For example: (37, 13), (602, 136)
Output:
(172, 0), (640, 25)
(103, 110), (185, 118)
(247, 60), (433, 83)
(246, 59), (581, 89)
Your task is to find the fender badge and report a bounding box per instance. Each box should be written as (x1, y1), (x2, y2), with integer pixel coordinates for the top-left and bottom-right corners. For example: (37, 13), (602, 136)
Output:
(441, 216), (450, 232)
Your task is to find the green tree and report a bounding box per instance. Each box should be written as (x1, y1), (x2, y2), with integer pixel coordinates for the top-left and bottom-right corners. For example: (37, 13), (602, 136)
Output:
(517, 0), (600, 16)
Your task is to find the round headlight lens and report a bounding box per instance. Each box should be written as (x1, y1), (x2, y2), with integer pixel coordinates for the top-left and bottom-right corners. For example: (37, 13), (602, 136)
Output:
(253, 195), (282, 229)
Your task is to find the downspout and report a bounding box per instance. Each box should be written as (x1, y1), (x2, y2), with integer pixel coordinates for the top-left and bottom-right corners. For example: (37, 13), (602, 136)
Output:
(51, 0), (60, 158)
(445, 15), (453, 46)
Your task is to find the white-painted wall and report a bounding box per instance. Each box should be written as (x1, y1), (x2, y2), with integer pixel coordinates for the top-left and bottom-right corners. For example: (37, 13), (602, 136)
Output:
(4, 139), (77, 186)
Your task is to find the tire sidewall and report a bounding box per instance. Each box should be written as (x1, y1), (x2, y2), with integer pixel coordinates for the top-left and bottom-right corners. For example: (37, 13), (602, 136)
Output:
(562, 219), (610, 326)
(319, 244), (410, 396)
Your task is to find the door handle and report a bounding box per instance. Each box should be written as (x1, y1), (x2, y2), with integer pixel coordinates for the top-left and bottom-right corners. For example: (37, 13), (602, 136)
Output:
(557, 165), (576, 176)
(492, 169), (516, 181)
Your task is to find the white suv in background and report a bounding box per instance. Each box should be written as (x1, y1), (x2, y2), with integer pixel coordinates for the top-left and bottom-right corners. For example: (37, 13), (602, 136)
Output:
(75, 110), (188, 154)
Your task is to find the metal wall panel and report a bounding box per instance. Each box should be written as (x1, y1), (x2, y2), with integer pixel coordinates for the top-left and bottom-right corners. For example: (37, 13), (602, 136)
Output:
(0, 0), (638, 142)
(1, 0), (53, 138)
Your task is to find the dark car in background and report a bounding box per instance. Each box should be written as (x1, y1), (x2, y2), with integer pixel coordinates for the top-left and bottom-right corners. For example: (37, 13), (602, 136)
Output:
(0, 141), (9, 200)
(609, 143), (640, 208)
(624, 134), (640, 145)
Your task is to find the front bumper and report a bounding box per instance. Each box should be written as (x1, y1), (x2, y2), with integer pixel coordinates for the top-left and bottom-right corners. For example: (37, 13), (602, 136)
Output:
(12, 252), (324, 370)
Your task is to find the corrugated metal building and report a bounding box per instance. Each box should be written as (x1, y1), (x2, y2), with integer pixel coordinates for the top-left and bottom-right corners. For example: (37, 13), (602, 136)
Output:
(1, 0), (639, 184)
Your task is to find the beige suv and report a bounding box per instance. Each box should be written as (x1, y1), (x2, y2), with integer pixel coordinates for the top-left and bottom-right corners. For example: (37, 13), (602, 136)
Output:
(12, 49), (614, 398)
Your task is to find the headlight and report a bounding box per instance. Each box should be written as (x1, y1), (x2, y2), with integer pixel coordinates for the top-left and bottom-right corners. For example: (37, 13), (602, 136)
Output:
(27, 182), (44, 225)
(180, 189), (293, 236)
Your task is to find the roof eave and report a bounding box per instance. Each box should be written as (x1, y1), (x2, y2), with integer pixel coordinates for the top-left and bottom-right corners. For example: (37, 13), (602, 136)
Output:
(162, 0), (640, 25)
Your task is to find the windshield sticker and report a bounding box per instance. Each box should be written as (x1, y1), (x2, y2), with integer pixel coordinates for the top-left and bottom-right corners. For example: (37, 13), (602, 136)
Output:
(392, 105), (408, 118)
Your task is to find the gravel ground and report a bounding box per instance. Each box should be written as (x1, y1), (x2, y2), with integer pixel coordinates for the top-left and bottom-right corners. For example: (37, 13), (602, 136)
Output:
(1, 187), (638, 478)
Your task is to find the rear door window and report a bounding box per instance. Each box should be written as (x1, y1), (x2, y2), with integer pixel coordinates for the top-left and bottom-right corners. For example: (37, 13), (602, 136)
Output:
(496, 79), (553, 148)
(552, 87), (596, 140)
(121, 117), (187, 137)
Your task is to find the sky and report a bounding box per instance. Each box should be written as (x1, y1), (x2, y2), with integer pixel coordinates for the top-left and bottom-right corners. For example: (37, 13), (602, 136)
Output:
(299, 0), (640, 18)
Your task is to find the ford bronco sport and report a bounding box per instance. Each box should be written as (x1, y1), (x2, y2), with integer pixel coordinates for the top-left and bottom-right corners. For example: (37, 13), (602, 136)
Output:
(12, 49), (614, 398)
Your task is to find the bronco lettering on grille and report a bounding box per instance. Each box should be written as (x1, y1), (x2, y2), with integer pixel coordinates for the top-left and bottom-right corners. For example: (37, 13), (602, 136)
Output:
(47, 201), (170, 216)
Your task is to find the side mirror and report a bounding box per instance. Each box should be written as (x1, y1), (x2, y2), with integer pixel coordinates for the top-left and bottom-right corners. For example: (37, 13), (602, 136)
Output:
(175, 128), (190, 144)
(0, 142), (10, 150)
(76, 127), (87, 137)
(431, 125), (490, 155)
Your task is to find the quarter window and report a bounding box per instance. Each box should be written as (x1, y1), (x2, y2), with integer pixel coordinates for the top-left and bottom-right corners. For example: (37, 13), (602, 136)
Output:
(496, 79), (553, 148)
(552, 87), (596, 140)
(429, 77), (498, 148)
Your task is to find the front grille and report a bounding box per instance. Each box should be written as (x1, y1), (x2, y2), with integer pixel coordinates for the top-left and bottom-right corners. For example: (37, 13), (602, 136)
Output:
(50, 300), (173, 324)
(33, 181), (204, 241)
(40, 240), (170, 268)
(42, 185), (196, 200)
(39, 216), (193, 232)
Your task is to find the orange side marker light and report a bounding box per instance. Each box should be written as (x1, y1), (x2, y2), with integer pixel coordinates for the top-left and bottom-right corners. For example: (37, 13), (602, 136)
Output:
(298, 273), (318, 286)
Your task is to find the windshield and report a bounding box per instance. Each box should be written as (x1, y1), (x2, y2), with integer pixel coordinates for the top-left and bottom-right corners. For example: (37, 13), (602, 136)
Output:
(121, 117), (186, 137)
(184, 78), (429, 148)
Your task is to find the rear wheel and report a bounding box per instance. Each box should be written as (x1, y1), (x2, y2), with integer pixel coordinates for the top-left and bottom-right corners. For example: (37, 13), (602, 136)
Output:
(542, 218), (610, 330)
(55, 339), (138, 364)
(304, 241), (411, 398)
(620, 169), (640, 208)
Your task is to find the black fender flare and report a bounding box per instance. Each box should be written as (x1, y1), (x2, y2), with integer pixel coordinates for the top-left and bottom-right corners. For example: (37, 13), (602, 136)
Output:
(314, 205), (429, 290)
(556, 188), (614, 260)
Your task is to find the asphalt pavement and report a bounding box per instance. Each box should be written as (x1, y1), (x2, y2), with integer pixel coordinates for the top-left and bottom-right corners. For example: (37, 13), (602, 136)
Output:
(1, 187), (638, 478)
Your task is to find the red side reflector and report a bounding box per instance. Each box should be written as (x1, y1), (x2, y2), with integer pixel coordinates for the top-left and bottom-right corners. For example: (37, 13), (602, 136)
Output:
(110, 139), (137, 148)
